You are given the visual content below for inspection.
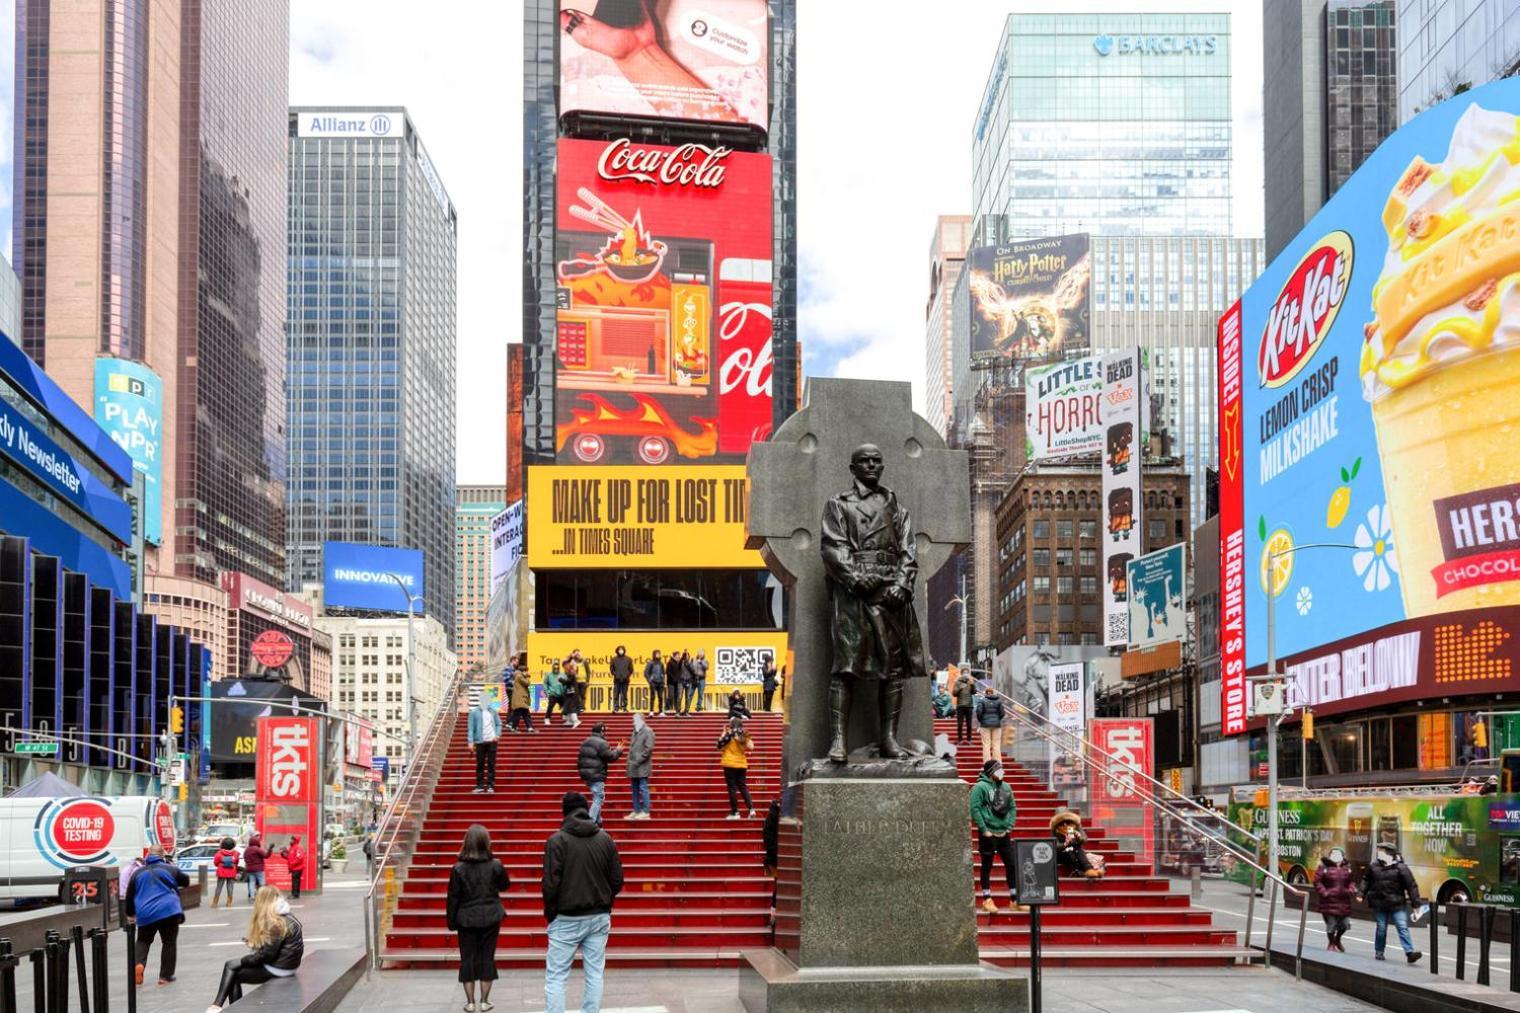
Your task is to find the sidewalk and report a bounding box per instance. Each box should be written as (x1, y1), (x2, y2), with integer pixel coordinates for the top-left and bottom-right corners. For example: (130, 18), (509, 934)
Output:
(336, 964), (1385, 1012)
(8, 862), (371, 1012)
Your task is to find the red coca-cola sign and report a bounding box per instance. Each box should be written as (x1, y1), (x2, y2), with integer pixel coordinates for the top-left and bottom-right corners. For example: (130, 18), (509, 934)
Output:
(251, 630), (294, 668)
(597, 138), (731, 189)
(1258, 231), (1353, 388)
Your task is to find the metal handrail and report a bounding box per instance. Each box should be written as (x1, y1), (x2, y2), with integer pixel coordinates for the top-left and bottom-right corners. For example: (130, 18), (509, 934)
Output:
(362, 664), (471, 970)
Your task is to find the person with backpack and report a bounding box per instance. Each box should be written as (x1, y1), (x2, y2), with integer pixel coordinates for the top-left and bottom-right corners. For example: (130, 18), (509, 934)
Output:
(125, 845), (190, 986)
(201, 886), (304, 1012)
(643, 650), (667, 715)
(212, 837), (240, 908)
(609, 645), (634, 714)
(952, 669), (977, 744)
(1314, 847), (1356, 952)
(447, 824), (510, 1013)
(1360, 841), (1423, 963)
(280, 837), (307, 899)
(974, 685), (1005, 765)
(969, 760), (1018, 915)
(577, 723), (625, 825)
(717, 717), (755, 819)
(242, 834), (267, 899)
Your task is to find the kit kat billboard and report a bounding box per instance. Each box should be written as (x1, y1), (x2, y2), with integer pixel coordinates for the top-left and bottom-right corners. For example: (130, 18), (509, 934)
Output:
(554, 137), (772, 466)
(1219, 79), (1520, 731)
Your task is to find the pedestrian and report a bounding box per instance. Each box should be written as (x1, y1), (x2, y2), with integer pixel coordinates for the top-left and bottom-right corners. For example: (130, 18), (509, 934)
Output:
(1050, 811), (1104, 879)
(717, 717), (755, 819)
(212, 836), (240, 908)
(542, 791), (625, 1013)
(242, 834), (267, 899)
(609, 645), (634, 714)
(668, 648), (690, 715)
(1314, 847), (1355, 952)
(689, 649), (709, 712)
(447, 824), (510, 1013)
(624, 712), (655, 820)
(469, 693), (501, 793)
(762, 799), (781, 925)
(509, 666), (538, 733)
(125, 844), (189, 986)
(362, 834), (375, 874)
(279, 837), (307, 899)
(643, 650), (666, 715)
(974, 685), (1005, 765)
(970, 759), (1019, 914)
(931, 683), (952, 718)
(761, 659), (779, 712)
(119, 848), (146, 911)
(1360, 841), (1423, 963)
(561, 661), (583, 729)
(577, 722), (625, 825)
(201, 886), (304, 1013)
(952, 669), (977, 744)
(543, 659), (564, 725)
(726, 687), (752, 721)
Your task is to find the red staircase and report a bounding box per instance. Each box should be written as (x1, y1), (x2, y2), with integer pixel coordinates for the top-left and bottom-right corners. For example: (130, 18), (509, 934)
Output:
(378, 711), (1245, 970)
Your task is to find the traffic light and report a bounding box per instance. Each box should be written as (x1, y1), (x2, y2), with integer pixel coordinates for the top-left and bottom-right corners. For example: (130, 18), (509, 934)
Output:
(170, 706), (184, 734)
(1302, 709), (1314, 740)
(178, 783), (188, 802)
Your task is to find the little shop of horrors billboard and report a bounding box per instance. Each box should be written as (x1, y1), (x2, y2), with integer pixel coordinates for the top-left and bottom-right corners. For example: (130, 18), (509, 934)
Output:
(554, 137), (772, 467)
(1218, 79), (1520, 735)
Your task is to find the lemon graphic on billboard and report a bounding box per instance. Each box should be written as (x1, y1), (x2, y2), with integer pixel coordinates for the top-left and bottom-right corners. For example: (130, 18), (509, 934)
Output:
(1258, 517), (1294, 598)
(1325, 457), (1362, 529)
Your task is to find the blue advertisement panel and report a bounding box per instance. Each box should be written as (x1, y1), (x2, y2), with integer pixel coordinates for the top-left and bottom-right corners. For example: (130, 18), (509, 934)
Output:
(0, 476), (132, 598)
(1126, 542), (1186, 650)
(94, 359), (163, 545)
(322, 541), (425, 612)
(0, 396), (133, 544)
(0, 336), (132, 483)
(1224, 78), (1520, 672)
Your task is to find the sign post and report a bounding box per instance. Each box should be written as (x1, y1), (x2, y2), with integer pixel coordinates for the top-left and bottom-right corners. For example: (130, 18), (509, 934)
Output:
(1014, 838), (1061, 1013)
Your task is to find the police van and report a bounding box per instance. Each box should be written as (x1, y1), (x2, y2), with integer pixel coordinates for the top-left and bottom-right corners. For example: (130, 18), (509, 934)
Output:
(0, 795), (176, 901)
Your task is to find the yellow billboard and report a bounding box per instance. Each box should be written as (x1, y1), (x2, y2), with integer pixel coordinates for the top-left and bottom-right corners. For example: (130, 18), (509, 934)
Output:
(525, 630), (786, 712)
(527, 464), (763, 569)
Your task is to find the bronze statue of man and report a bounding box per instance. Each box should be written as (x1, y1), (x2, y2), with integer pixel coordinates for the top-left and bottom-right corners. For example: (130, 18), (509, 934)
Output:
(820, 443), (930, 763)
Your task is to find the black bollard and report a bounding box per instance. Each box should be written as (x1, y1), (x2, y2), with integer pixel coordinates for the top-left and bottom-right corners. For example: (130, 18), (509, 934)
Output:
(89, 931), (108, 1013)
(122, 922), (135, 1013)
(54, 932), (69, 1013)
(1511, 909), (1519, 993)
(1480, 906), (1495, 986)
(43, 933), (59, 1013)
(29, 949), (44, 1013)
(0, 938), (18, 1013)
(70, 926), (86, 1013)
(1430, 898), (1440, 975)
(1457, 905), (1468, 981)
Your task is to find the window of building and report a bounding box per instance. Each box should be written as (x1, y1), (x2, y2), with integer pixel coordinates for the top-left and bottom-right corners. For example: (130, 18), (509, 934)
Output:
(1033, 576), (1050, 593)
(1057, 520), (1073, 539)
(1032, 549), (1050, 568)
(1033, 520), (1049, 539)
(1057, 576), (1073, 595)
(1079, 520), (1097, 539)
(1079, 548), (1097, 567)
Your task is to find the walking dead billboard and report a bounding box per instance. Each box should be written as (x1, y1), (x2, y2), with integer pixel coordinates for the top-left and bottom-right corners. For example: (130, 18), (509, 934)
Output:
(967, 234), (1090, 361)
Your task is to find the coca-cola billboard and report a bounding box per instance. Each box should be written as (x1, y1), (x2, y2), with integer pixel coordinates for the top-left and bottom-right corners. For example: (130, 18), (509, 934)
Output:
(558, 0), (769, 134)
(554, 137), (772, 465)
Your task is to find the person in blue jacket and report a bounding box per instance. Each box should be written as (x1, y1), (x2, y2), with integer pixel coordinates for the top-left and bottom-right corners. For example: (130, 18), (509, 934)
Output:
(125, 844), (190, 986)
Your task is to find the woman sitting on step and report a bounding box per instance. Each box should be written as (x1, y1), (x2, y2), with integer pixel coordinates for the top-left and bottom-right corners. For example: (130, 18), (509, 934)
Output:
(1051, 811), (1105, 879)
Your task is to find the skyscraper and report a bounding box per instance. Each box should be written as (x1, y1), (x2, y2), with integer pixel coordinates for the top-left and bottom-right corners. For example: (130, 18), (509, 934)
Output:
(455, 485), (506, 673)
(286, 108), (459, 639)
(1397, 0), (1520, 123)
(924, 215), (972, 440)
(11, 0), (291, 589)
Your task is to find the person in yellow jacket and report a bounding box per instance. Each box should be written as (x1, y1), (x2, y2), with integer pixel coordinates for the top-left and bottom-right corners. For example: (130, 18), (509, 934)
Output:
(717, 717), (755, 820)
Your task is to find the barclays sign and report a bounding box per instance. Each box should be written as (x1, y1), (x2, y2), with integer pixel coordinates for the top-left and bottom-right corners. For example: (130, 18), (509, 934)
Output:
(1093, 34), (1217, 56)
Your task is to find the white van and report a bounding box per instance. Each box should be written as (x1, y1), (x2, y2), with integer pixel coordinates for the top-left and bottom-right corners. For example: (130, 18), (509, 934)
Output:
(0, 795), (176, 901)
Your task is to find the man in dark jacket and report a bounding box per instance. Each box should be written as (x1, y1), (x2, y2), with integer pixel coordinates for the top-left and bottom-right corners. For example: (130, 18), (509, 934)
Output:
(543, 792), (624, 1013)
(952, 670), (977, 743)
(1360, 842), (1422, 963)
(577, 723), (624, 825)
(974, 685), (1005, 765)
(609, 645), (635, 713)
(1314, 848), (1355, 952)
(642, 651), (666, 715)
(624, 713), (655, 820)
(689, 650), (710, 712)
(125, 846), (190, 985)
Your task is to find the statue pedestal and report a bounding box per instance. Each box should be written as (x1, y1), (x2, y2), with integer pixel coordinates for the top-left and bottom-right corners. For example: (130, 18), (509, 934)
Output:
(740, 778), (1028, 1012)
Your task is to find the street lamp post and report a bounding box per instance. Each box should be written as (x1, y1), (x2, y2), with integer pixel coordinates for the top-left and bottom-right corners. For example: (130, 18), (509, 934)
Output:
(944, 569), (969, 668)
(1262, 541), (1356, 883)
(387, 573), (422, 768)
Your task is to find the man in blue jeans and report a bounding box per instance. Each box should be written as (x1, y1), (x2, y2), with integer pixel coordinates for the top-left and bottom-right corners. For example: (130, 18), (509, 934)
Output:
(543, 792), (625, 1012)
(576, 724), (624, 825)
(1359, 841), (1423, 964)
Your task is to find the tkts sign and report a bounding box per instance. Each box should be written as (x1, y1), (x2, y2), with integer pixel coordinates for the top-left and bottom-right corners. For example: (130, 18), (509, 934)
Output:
(255, 717), (319, 803)
(597, 139), (731, 189)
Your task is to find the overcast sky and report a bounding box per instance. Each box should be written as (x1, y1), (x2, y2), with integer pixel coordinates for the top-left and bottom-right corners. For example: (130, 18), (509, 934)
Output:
(0, 1), (1263, 486)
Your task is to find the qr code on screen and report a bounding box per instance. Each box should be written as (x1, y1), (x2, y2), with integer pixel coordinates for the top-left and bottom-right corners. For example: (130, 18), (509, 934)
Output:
(1105, 613), (1128, 644)
(714, 647), (776, 684)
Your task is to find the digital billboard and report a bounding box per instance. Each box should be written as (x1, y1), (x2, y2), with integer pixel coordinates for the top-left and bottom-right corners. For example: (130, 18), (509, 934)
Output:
(208, 679), (324, 764)
(554, 137), (773, 465)
(558, 0), (769, 134)
(95, 358), (163, 545)
(967, 234), (1090, 361)
(527, 464), (762, 569)
(1220, 79), (1520, 726)
(322, 541), (425, 612)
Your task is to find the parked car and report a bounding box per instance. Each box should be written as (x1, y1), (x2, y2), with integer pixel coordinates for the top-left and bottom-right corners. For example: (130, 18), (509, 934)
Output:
(174, 842), (245, 881)
(192, 822), (247, 847)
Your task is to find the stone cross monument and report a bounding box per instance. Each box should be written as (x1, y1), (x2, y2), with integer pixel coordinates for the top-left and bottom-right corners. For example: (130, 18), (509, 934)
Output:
(746, 378), (970, 781)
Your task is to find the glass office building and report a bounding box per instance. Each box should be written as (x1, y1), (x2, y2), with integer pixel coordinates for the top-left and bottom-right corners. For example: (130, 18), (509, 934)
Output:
(286, 109), (459, 640)
(455, 486), (506, 672)
(973, 12), (1234, 241)
(1397, 0), (1520, 123)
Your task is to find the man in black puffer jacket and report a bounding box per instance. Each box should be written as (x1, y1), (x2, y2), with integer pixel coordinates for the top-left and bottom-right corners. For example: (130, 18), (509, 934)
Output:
(577, 723), (624, 825)
(543, 792), (624, 1013)
(1359, 841), (1423, 963)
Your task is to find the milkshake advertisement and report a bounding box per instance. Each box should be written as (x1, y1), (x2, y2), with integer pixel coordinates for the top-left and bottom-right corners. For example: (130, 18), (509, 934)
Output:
(967, 234), (1091, 361)
(1220, 78), (1520, 697)
(554, 137), (773, 466)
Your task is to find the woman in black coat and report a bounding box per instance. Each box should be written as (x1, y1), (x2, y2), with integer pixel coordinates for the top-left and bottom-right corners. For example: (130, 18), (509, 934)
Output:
(560, 662), (583, 728)
(446, 823), (510, 1011)
(727, 688), (753, 721)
